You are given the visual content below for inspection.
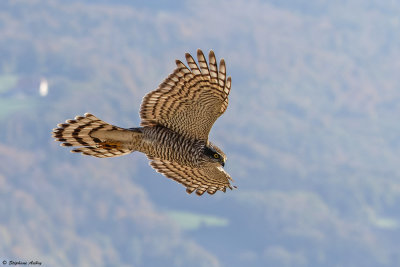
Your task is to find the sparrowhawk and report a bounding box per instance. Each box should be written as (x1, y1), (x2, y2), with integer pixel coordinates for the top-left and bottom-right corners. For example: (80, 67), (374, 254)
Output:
(52, 49), (235, 195)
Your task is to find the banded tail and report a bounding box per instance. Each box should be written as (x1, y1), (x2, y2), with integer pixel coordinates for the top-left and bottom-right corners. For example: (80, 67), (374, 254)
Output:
(52, 113), (141, 158)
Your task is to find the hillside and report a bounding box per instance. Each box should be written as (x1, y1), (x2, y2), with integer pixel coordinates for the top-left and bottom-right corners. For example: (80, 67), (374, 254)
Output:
(1, 0), (400, 266)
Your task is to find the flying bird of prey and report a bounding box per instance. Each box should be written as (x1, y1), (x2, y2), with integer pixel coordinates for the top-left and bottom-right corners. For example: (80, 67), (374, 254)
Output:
(52, 49), (235, 195)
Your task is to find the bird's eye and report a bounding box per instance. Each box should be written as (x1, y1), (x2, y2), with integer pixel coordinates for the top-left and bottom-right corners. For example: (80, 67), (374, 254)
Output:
(213, 153), (220, 159)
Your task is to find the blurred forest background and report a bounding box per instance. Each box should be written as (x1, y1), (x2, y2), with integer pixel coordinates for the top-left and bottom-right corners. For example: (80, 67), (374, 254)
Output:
(1, 0), (400, 266)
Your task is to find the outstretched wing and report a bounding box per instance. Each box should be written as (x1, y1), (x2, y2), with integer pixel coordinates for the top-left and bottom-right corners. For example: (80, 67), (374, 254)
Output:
(149, 158), (235, 196)
(140, 49), (231, 141)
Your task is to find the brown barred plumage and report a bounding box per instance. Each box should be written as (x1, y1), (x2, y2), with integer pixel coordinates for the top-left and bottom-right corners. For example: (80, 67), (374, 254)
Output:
(52, 49), (235, 196)
(52, 113), (140, 158)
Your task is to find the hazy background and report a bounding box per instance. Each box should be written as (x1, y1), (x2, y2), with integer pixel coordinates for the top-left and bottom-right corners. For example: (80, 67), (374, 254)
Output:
(1, 0), (400, 266)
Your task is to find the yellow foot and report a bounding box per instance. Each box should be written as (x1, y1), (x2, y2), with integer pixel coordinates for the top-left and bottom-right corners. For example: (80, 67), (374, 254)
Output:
(97, 141), (123, 150)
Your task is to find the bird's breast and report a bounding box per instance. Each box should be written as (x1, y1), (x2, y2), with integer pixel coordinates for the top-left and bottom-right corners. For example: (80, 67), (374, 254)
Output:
(139, 126), (204, 166)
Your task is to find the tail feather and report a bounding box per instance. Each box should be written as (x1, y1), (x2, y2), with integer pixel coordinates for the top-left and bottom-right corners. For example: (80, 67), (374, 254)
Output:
(52, 113), (140, 158)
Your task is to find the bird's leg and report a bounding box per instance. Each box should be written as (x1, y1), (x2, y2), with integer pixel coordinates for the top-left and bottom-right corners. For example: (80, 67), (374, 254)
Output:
(97, 140), (123, 150)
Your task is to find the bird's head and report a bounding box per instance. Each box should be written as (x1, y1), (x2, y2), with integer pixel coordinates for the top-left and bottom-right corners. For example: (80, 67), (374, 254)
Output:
(203, 143), (226, 167)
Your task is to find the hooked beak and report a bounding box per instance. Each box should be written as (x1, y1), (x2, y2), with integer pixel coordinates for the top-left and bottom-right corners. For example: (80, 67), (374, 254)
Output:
(221, 160), (225, 167)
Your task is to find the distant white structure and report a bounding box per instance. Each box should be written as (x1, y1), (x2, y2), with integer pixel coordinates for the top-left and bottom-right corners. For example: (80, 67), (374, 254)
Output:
(39, 78), (48, 97)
